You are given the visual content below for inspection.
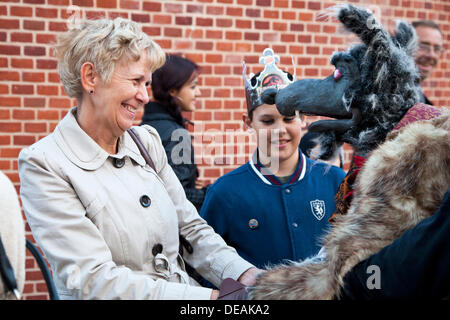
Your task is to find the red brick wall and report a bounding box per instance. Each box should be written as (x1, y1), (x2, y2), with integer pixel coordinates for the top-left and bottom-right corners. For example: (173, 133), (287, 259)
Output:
(1, 0), (448, 299)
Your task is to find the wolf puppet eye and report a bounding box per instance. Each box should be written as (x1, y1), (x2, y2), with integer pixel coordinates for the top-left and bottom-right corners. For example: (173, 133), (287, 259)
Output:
(333, 68), (342, 80)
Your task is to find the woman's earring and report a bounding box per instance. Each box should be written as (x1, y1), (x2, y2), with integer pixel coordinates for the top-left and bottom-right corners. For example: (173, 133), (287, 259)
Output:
(89, 90), (94, 95)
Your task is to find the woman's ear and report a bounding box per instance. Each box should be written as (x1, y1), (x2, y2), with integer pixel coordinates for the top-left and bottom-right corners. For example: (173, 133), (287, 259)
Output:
(168, 88), (178, 98)
(80, 62), (98, 94)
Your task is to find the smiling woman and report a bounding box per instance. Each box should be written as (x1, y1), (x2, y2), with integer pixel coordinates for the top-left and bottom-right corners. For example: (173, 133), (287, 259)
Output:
(18, 17), (261, 300)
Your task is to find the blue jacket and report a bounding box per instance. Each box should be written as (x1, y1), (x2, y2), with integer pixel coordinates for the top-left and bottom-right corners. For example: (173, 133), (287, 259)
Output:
(200, 151), (346, 268)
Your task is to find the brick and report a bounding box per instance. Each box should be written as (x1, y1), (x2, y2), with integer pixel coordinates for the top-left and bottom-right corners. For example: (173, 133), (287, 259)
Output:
(0, 71), (20, 81)
(24, 46), (46, 56)
(0, 122), (22, 132)
(49, 22), (67, 32)
(13, 109), (35, 121)
(73, 0), (94, 6)
(0, 85), (8, 94)
(298, 12), (313, 21)
(164, 28), (182, 38)
(0, 45), (20, 55)
(0, 109), (10, 119)
(225, 31), (242, 41)
(12, 85), (34, 95)
(143, 1), (161, 12)
(0, 97), (21, 107)
(246, 8), (260, 18)
(308, 1), (321, 10)
(153, 15), (171, 25)
(174, 40), (193, 51)
(216, 42), (233, 51)
(227, 7), (242, 16)
(206, 6), (224, 15)
(36, 59), (57, 69)
(23, 98), (44, 109)
(131, 13), (150, 23)
(36, 33), (57, 44)
(216, 19), (233, 28)
(11, 58), (34, 69)
(292, 0), (305, 8)
(196, 41), (213, 51)
(245, 32), (259, 41)
(13, 135), (35, 145)
(0, 19), (20, 29)
(25, 122), (47, 133)
(175, 17), (192, 26)
(206, 30), (223, 39)
(164, 3), (182, 13)
(49, 98), (71, 108)
(23, 20), (45, 31)
(37, 85), (59, 96)
(187, 4), (203, 14)
(236, 20), (251, 29)
(120, 0), (140, 9)
(10, 6), (33, 17)
(97, 0), (117, 8)
(255, 21), (270, 30)
(11, 32), (33, 43)
(22, 72), (45, 82)
(256, 0), (271, 6)
(37, 109), (60, 120)
(35, 7), (58, 18)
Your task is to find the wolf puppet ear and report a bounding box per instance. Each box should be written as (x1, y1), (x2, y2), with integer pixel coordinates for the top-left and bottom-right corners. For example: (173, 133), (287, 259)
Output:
(391, 21), (417, 56)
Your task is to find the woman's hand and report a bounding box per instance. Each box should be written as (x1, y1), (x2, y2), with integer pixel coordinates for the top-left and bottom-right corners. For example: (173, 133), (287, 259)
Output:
(195, 179), (205, 189)
(210, 289), (220, 300)
(237, 267), (265, 286)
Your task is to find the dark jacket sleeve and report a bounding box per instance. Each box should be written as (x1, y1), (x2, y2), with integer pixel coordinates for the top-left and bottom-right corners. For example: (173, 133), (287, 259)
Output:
(340, 189), (450, 300)
(162, 130), (207, 212)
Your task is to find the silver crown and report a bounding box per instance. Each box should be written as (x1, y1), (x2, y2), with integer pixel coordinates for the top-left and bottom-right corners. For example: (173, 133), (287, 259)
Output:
(242, 48), (296, 112)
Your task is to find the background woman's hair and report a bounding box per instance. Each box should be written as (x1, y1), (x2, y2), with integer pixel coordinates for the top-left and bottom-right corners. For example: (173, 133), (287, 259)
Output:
(55, 17), (165, 101)
(151, 54), (199, 127)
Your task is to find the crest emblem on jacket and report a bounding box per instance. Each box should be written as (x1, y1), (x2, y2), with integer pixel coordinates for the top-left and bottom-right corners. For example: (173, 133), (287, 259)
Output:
(310, 199), (325, 221)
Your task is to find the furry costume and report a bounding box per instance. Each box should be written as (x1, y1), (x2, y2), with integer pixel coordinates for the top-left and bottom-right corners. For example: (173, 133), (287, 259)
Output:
(250, 115), (449, 299)
(249, 4), (450, 300)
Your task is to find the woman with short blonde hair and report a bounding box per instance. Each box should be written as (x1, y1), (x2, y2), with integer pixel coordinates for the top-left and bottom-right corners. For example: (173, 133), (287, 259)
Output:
(19, 17), (260, 300)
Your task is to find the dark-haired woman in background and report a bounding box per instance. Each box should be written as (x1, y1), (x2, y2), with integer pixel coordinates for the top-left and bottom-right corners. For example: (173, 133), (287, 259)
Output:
(140, 55), (207, 212)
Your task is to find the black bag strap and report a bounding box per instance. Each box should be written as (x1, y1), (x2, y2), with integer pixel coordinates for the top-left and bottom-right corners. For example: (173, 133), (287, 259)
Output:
(127, 128), (157, 172)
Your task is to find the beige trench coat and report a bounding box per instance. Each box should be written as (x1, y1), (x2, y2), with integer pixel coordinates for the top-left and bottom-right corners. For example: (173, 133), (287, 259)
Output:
(18, 107), (253, 300)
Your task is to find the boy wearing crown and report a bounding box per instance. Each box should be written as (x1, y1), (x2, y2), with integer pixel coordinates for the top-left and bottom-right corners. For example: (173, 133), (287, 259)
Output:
(200, 49), (346, 269)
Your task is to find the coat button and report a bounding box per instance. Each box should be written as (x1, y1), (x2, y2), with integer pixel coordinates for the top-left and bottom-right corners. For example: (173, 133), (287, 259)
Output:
(140, 195), (151, 207)
(248, 218), (259, 229)
(292, 222), (298, 228)
(285, 188), (291, 194)
(113, 157), (125, 168)
(152, 243), (163, 256)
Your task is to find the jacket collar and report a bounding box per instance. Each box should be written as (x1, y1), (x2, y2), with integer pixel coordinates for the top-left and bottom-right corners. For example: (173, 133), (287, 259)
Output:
(141, 101), (177, 123)
(53, 107), (146, 170)
(249, 148), (306, 185)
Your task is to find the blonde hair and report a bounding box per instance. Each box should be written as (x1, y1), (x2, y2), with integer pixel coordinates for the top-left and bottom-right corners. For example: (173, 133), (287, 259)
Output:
(55, 18), (165, 101)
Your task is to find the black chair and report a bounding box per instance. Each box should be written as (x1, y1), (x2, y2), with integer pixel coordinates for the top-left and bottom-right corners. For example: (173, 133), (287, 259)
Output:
(25, 239), (59, 300)
(0, 236), (59, 300)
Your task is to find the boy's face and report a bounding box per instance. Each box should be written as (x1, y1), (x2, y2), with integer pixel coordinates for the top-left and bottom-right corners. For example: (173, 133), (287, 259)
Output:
(245, 104), (302, 165)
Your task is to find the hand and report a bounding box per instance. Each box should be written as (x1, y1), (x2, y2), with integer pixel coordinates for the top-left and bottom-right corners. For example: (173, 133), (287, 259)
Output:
(210, 289), (220, 300)
(195, 179), (204, 189)
(237, 267), (265, 286)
